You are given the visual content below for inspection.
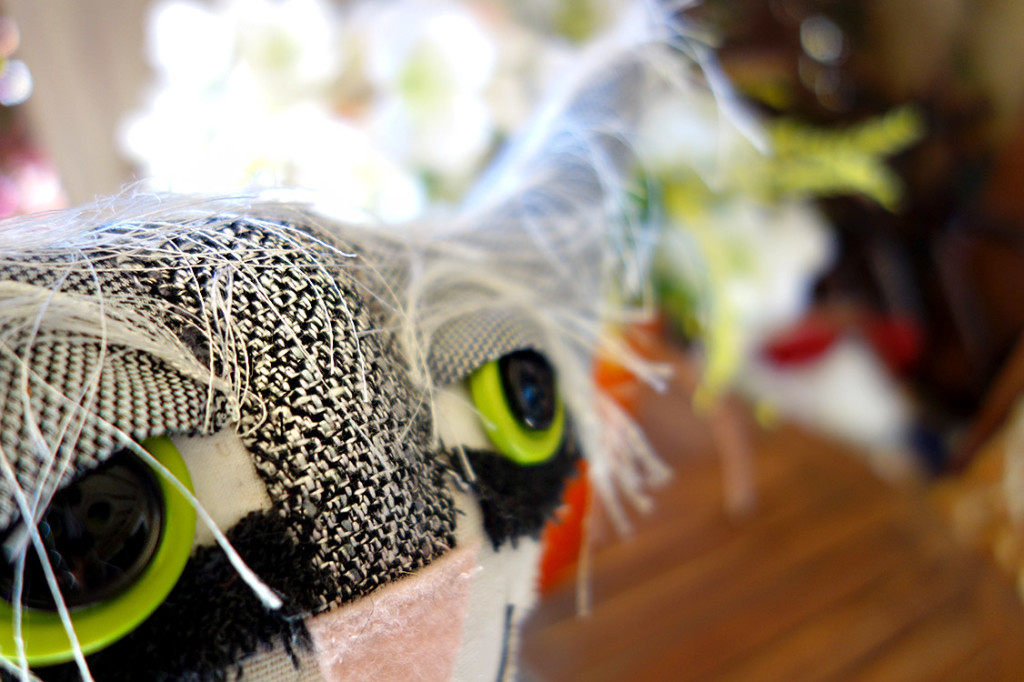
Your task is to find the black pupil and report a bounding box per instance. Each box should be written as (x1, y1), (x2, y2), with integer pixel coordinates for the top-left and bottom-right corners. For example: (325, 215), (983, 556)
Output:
(498, 350), (557, 431)
(0, 450), (164, 610)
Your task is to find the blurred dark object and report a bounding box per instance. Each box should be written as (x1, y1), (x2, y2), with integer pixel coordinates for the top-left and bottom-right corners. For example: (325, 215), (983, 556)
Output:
(688, 0), (1024, 468)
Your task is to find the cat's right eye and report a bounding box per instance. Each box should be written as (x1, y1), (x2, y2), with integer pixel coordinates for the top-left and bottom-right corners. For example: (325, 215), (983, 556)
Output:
(0, 437), (195, 666)
(467, 349), (566, 466)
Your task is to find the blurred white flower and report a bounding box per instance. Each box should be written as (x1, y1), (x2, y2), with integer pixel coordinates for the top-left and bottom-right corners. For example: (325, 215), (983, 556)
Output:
(122, 92), (425, 221)
(355, 0), (498, 179)
(124, 0), (576, 217)
(638, 87), (760, 190)
(282, 107), (428, 222)
(645, 78), (836, 397)
(126, 0), (395, 216)
(146, 0), (236, 92)
(715, 200), (834, 345)
(147, 0), (341, 104)
(227, 0), (341, 91)
(657, 193), (833, 395)
(506, 0), (627, 42)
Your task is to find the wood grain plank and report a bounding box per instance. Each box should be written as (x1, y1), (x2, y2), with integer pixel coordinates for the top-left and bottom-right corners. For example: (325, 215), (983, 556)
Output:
(520, 383), (1024, 682)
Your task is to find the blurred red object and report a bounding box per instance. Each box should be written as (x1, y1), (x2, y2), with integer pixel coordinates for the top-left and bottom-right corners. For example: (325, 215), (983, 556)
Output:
(762, 308), (922, 375)
(538, 459), (590, 595)
(864, 314), (921, 375)
(762, 315), (841, 365)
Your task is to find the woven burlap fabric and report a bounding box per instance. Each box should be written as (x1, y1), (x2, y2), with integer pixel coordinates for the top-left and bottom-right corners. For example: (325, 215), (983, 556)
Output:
(0, 219), (455, 611)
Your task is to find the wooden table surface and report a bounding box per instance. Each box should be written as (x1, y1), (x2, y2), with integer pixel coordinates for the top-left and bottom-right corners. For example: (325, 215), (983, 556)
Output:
(520, 382), (1024, 681)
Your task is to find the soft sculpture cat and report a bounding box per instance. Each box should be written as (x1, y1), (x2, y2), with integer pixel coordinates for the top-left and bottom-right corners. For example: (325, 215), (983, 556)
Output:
(0, 5), (706, 680)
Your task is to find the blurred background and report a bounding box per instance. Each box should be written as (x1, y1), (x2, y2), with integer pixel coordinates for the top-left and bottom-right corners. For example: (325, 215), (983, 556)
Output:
(5, 0), (1024, 678)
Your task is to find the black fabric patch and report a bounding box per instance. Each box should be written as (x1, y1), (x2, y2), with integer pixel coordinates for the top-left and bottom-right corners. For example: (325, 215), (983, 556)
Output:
(458, 431), (579, 549)
(27, 511), (323, 682)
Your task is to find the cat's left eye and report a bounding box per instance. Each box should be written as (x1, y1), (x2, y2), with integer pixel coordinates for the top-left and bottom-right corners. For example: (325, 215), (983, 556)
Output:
(0, 437), (195, 666)
(468, 349), (566, 465)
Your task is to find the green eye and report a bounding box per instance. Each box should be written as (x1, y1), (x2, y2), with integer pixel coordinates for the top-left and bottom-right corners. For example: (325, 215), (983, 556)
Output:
(0, 436), (195, 666)
(468, 350), (566, 465)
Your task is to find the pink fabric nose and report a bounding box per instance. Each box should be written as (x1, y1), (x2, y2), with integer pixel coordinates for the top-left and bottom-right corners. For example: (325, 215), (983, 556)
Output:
(306, 543), (480, 681)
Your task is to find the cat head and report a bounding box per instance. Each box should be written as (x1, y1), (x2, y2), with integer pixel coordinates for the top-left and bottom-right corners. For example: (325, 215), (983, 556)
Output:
(0, 5), (715, 679)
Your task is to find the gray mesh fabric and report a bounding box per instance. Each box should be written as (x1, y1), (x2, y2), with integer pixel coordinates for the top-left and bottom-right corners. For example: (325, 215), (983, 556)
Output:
(0, 335), (229, 527)
(427, 307), (545, 384)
